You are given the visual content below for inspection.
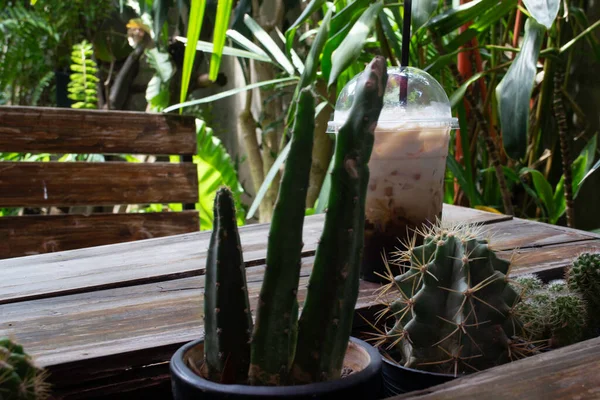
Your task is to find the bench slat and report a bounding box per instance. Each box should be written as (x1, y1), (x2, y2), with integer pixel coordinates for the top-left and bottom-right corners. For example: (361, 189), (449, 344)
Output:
(0, 162), (198, 207)
(0, 106), (197, 155)
(0, 211), (199, 259)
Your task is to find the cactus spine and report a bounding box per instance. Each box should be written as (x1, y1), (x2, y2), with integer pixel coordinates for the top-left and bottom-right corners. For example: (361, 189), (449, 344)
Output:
(0, 338), (49, 400)
(567, 252), (600, 331)
(381, 222), (526, 375)
(248, 88), (315, 386)
(204, 188), (253, 384)
(291, 56), (388, 384)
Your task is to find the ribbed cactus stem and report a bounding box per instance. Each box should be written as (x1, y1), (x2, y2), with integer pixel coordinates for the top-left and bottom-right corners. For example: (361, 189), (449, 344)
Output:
(0, 337), (49, 400)
(249, 88), (315, 386)
(291, 56), (388, 384)
(567, 252), (600, 331)
(204, 188), (253, 384)
(384, 222), (525, 375)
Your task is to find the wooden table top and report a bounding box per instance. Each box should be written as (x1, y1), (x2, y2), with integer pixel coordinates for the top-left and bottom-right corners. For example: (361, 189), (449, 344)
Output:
(1, 204), (599, 399)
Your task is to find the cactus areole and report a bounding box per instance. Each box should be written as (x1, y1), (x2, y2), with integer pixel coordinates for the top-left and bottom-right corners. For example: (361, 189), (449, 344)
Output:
(170, 56), (388, 396)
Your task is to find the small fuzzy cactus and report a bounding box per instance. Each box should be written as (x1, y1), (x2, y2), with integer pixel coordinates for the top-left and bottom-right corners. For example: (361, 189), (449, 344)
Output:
(567, 252), (600, 330)
(378, 222), (530, 376)
(0, 338), (49, 400)
(546, 292), (588, 347)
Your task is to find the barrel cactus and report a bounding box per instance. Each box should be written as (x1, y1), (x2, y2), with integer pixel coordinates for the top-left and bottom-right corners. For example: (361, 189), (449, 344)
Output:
(379, 222), (530, 375)
(0, 338), (49, 400)
(567, 252), (600, 330)
(201, 56), (388, 386)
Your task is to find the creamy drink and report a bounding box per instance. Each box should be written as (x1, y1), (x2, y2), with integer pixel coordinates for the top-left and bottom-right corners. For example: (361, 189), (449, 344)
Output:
(361, 123), (451, 282)
(329, 67), (457, 283)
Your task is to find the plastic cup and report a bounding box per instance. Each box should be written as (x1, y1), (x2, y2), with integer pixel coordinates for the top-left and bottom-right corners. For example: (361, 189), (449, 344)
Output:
(328, 67), (458, 283)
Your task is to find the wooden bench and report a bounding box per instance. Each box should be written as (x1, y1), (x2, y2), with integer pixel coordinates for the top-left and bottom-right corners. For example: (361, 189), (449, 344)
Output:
(0, 106), (200, 259)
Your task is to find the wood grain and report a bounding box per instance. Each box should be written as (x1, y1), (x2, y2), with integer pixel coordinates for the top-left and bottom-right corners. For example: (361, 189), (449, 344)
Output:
(393, 336), (600, 400)
(0, 162), (198, 207)
(0, 205), (507, 305)
(0, 106), (196, 155)
(0, 211), (199, 260)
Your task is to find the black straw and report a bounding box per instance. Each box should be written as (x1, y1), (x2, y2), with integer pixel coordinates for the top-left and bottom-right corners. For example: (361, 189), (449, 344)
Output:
(399, 0), (412, 105)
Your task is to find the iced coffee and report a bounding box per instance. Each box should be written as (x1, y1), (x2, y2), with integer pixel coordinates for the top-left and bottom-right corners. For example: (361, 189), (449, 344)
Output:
(362, 122), (451, 282)
(328, 66), (457, 283)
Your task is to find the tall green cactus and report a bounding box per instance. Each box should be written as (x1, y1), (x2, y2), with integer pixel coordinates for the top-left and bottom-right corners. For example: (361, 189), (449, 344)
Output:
(248, 88), (316, 386)
(382, 222), (526, 375)
(0, 338), (49, 400)
(204, 188), (253, 384)
(291, 56), (388, 384)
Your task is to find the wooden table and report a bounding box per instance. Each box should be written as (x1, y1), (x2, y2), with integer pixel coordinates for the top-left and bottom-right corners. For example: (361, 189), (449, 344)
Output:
(1, 205), (599, 399)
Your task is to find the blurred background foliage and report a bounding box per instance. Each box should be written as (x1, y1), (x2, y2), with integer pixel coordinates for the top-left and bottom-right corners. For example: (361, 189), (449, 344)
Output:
(0, 0), (599, 233)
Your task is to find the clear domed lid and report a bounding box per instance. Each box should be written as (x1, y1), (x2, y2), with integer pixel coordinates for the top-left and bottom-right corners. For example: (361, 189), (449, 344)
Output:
(327, 66), (458, 132)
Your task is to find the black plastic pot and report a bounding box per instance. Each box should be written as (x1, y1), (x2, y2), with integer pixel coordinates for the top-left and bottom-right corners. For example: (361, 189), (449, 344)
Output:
(170, 337), (383, 399)
(381, 355), (456, 396)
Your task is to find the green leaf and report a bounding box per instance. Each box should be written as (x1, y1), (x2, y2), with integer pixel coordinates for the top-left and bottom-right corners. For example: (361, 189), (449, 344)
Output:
(163, 77), (298, 113)
(146, 48), (175, 82)
(330, 0), (371, 35)
(209, 0), (233, 81)
(176, 36), (272, 63)
(496, 19), (545, 160)
(296, 7), (333, 91)
(276, 28), (304, 74)
(314, 146), (335, 214)
(447, 156), (483, 206)
(521, 167), (555, 218)
(152, 0), (172, 41)
(523, 0), (560, 29)
(195, 120), (245, 229)
(412, 0), (438, 30)
(328, 1), (383, 87)
(146, 75), (170, 111)
(424, 0), (498, 35)
(379, 10), (402, 62)
(579, 158), (600, 188)
(445, 0), (518, 51)
(285, 0), (326, 55)
(244, 14), (295, 75)
(180, 0), (207, 106)
(449, 72), (484, 108)
(226, 29), (271, 60)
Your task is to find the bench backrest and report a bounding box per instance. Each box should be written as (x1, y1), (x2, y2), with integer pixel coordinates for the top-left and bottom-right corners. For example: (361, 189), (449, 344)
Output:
(0, 106), (199, 259)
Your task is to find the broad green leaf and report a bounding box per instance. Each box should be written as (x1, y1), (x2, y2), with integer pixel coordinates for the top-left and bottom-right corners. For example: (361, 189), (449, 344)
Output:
(424, 0), (497, 35)
(321, 13), (362, 83)
(328, 1), (383, 87)
(285, 0), (327, 54)
(195, 120), (245, 229)
(496, 19), (545, 160)
(209, 0), (233, 81)
(226, 30), (270, 60)
(523, 0), (560, 29)
(163, 77), (298, 113)
(176, 36), (272, 62)
(445, 0), (518, 51)
(521, 167), (555, 218)
(244, 15), (295, 75)
(412, 0), (438, 30)
(330, 0), (371, 34)
(145, 48), (174, 82)
(581, 133), (598, 173)
(449, 72), (484, 108)
(180, 0), (207, 107)
(553, 155), (586, 223)
(146, 75), (170, 111)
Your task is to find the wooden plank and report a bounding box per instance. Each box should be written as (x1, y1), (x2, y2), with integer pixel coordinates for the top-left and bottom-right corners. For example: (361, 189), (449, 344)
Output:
(0, 205), (507, 305)
(0, 106), (196, 155)
(0, 211), (199, 260)
(393, 336), (600, 400)
(0, 162), (198, 207)
(0, 260), (380, 370)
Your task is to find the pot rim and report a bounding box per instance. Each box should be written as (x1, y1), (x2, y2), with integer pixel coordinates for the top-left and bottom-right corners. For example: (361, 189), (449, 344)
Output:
(170, 336), (382, 396)
(380, 351), (458, 379)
